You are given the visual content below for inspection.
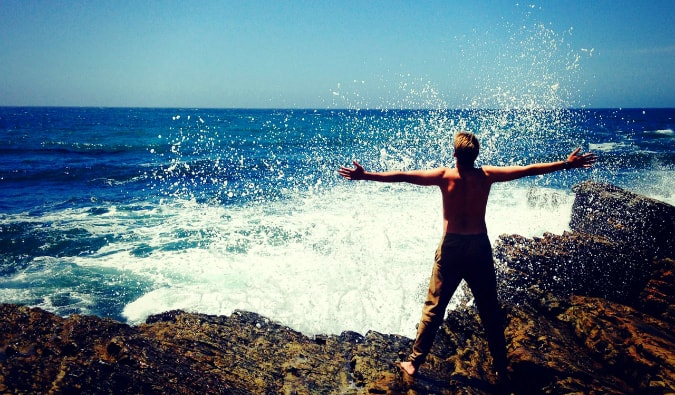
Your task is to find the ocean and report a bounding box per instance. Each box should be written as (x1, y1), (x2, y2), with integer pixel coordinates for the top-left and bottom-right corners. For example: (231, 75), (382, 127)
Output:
(0, 106), (673, 337)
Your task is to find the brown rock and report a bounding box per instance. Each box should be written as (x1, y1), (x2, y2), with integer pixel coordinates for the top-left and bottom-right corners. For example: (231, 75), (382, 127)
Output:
(638, 258), (675, 325)
(560, 296), (675, 392)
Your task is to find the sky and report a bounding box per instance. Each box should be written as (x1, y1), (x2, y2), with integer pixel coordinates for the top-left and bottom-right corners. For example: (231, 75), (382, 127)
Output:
(0, 1), (673, 109)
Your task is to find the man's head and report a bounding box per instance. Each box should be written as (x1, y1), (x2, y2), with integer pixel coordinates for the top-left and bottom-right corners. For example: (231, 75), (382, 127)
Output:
(454, 132), (480, 166)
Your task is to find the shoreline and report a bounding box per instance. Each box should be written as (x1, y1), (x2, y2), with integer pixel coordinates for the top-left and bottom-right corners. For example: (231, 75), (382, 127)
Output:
(1, 181), (673, 394)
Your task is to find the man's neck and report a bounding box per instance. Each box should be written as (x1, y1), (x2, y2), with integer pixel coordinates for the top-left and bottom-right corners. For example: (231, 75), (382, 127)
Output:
(455, 162), (476, 171)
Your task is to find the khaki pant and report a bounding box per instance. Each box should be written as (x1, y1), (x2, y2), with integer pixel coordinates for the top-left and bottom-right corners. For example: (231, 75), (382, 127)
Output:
(408, 233), (507, 372)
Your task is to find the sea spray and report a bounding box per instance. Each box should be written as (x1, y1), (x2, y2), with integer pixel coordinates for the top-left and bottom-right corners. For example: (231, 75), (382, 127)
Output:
(120, 12), (610, 337)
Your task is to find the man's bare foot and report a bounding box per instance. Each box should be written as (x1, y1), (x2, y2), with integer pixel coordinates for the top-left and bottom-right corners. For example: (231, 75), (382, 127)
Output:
(399, 361), (416, 376)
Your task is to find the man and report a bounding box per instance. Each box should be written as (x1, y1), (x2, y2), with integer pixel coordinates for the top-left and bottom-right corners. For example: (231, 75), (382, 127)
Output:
(338, 131), (597, 378)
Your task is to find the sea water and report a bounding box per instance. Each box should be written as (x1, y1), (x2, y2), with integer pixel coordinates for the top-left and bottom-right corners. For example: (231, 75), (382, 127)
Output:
(1, 107), (672, 337)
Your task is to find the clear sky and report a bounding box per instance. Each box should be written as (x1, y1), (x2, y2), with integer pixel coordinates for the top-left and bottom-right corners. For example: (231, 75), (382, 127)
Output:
(1, 1), (673, 109)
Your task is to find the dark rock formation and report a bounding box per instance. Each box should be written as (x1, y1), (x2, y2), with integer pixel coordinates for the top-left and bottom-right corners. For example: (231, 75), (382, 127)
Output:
(1, 181), (673, 394)
(570, 181), (675, 259)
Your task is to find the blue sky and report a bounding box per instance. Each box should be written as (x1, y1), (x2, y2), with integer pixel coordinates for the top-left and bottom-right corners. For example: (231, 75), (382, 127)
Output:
(1, 1), (673, 109)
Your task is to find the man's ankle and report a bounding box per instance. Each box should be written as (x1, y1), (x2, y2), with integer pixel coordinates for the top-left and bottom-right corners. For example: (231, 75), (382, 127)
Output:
(400, 361), (417, 376)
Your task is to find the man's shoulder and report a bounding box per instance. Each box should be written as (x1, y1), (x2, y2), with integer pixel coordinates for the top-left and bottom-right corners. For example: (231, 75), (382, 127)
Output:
(480, 165), (505, 176)
(439, 166), (457, 177)
(481, 164), (526, 183)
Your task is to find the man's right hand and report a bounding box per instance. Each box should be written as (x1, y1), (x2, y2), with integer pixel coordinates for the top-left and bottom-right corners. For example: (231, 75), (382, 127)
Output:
(566, 148), (598, 169)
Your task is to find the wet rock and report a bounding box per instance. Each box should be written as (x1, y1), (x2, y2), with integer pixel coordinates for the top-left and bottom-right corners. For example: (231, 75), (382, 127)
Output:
(494, 231), (652, 306)
(570, 181), (675, 259)
(0, 182), (673, 394)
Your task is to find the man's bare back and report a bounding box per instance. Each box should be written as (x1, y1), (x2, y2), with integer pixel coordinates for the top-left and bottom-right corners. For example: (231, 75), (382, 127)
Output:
(439, 166), (492, 234)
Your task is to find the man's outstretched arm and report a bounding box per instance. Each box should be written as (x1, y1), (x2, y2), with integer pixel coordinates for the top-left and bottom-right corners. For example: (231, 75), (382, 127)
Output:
(484, 147), (598, 183)
(338, 161), (445, 186)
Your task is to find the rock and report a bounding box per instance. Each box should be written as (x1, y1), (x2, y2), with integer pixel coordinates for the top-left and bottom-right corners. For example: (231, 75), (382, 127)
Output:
(570, 181), (675, 259)
(495, 181), (675, 314)
(1, 182), (673, 394)
(494, 231), (652, 306)
(638, 258), (675, 325)
(560, 296), (675, 392)
(490, 181), (675, 394)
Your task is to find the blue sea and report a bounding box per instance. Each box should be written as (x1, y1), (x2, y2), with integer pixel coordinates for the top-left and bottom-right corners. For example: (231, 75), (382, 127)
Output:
(0, 106), (673, 336)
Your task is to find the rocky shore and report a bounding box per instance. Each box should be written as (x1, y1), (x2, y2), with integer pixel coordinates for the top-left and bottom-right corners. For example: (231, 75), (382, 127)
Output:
(1, 181), (673, 394)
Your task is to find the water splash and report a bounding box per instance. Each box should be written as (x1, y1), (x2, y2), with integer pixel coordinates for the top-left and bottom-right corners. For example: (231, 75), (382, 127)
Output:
(149, 110), (338, 205)
(328, 6), (594, 173)
(105, 7), (610, 336)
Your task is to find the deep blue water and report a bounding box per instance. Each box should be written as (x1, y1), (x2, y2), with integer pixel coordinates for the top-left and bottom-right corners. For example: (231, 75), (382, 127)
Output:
(0, 107), (673, 335)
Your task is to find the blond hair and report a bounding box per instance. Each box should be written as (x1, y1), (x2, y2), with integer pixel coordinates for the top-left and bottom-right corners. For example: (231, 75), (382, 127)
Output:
(454, 132), (480, 165)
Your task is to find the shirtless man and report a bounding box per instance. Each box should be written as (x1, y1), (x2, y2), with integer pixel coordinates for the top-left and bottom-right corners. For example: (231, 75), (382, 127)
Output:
(338, 131), (597, 378)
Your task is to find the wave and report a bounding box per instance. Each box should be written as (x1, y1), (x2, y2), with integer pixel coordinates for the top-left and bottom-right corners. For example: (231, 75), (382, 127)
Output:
(0, 162), (147, 185)
(645, 128), (674, 137)
(0, 181), (582, 336)
(0, 141), (158, 156)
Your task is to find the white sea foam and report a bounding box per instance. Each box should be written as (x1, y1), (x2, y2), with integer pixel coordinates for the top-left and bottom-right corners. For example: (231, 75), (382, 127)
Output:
(108, 185), (439, 336)
(57, 182), (571, 337)
(0, 174), (611, 337)
(632, 169), (675, 206)
(589, 142), (625, 152)
(649, 128), (674, 136)
(0, 179), (580, 336)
